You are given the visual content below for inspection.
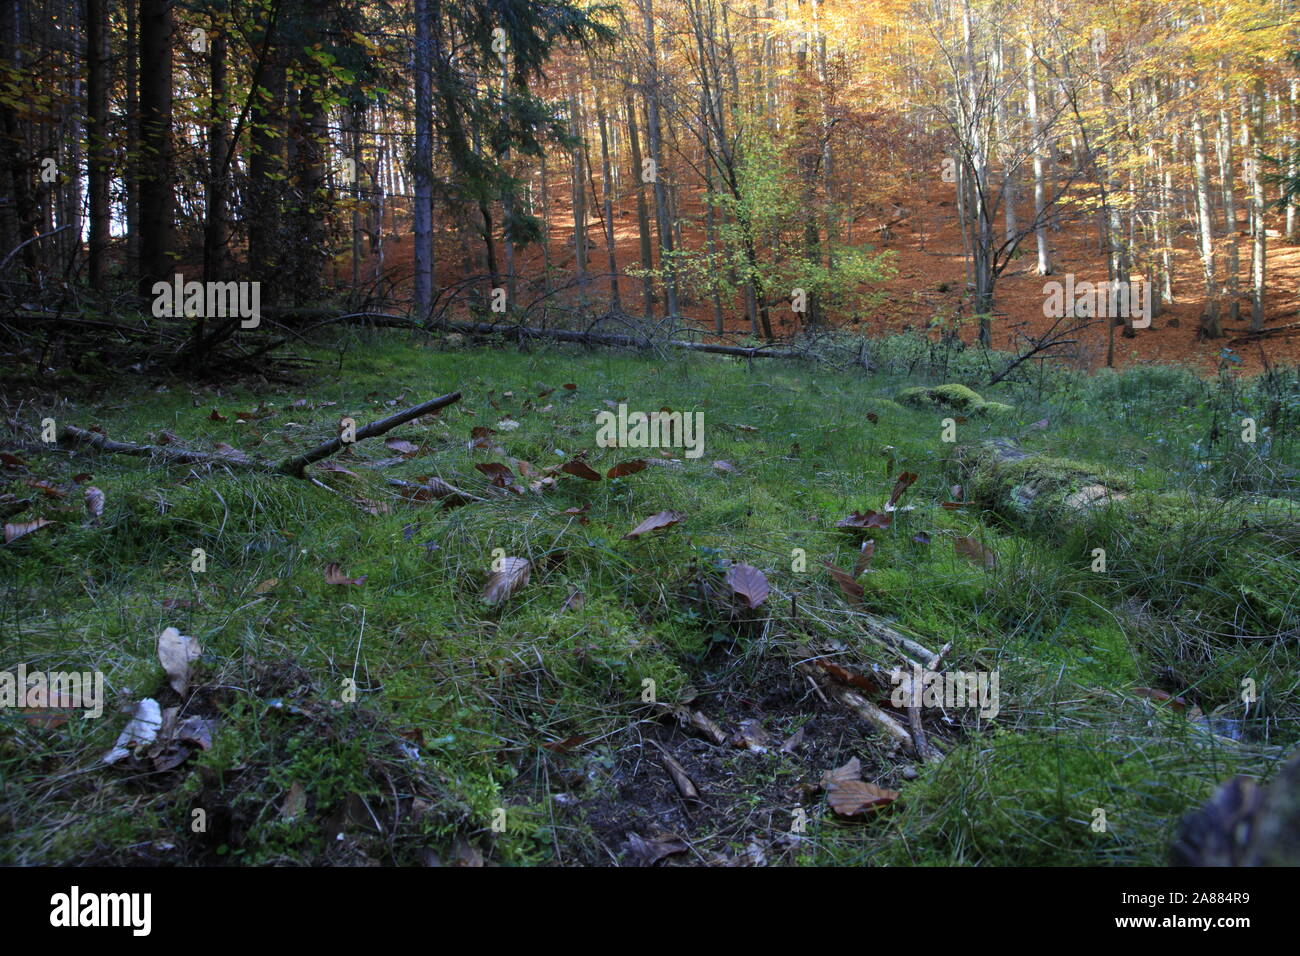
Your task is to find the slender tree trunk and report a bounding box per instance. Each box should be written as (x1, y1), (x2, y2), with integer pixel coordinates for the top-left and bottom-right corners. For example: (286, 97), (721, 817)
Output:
(1249, 78), (1267, 331)
(594, 78), (620, 310)
(202, 24), (229, 286)
(640, 0), (678, 319)
(86, 0), (110, 289)
(412, 0), (433, 322)
(137, 0), (173, 296)
(625, 94), (654, 317)
(1192, 111), (1222, 338)
(1025, 32), (1051, 275)
(1218, 104), (1239, 322)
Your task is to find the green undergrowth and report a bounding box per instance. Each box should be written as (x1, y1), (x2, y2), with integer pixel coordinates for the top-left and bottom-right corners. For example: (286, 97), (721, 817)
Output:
(1, 330), (1298, 866)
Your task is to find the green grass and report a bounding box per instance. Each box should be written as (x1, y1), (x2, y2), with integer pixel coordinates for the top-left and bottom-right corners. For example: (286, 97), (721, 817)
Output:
(2, 329), (1298, 865)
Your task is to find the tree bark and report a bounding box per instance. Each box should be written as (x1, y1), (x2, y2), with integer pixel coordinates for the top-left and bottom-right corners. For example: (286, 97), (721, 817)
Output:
(86, 0), (110, 289)
(137, 0), (173, 296)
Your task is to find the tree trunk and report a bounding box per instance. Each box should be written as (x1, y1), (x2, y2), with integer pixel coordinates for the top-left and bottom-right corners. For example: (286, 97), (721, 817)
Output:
(412, 0), (434, 322)
(1024, 32), (1051, 275)
(640, 0), (678, 319)
(85, 0), (110, 289)
(1192, 112), (1221, 338)
(202, 24), (229, 286)
(625, 94), (655, 317)
(594, 79), (620, 310)
(137, 0), (173, 296)
(1217, 104), (1239, 322)
(1249, 79), (1267, 331)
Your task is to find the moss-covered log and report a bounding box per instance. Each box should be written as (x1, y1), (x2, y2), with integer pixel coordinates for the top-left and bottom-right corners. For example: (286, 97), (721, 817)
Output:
(896, 383), (1013, 416)
(955, 438), (1299, 534)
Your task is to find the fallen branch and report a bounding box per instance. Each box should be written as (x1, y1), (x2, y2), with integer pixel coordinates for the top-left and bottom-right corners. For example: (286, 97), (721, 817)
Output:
(796, 660), (913, 751)
(57, 391), (464, 479)
(438, 320), (805, 361)
(59, 426), (256, 467)
(1228, 321), (1300, 345)
(385, 476), (485, 506)
(275, 391), (462, 477)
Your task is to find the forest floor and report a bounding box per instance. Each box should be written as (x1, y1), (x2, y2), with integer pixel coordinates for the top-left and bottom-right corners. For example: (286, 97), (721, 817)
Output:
(2, 332), (1297, 865)
(354, 168), (1300, 377)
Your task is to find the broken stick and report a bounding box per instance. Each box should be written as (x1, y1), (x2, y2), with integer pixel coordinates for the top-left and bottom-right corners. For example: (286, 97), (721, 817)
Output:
(57, 391), (463, 479)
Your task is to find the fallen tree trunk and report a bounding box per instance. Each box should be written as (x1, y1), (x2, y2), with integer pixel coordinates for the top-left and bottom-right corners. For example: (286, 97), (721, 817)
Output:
(58, 391), (463, 479)
(437, 320), (806, 361)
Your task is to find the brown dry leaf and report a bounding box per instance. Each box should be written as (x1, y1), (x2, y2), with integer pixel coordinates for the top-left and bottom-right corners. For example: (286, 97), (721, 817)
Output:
(623, 510), (685, 539)
(324, 563), (367, 586)
(622, 832), (688, 867)
(385, 438), (419, 457)
(825, 758), (900, 817)
(542, 734), (590, 753)
(514, 459), (537, 477)
(835, 510), (892, 533)
(823, 561), (863, 603)
(1132, 687), (1198, 715)
(954, 536), (997, 569)
(732, 718), (772, 753)
(18, 691), (80, 729)
(817, 660), (883, 695)
(176, 715), (216, 751)
(853, 539), (876, 577)
(562, 383), (578, 390)
(401, 476), (480, 507)
(560, 460), (602, 481)
(0, 452), (28, 468)
(26, 479), (66, 498)
(712, 460), (737, 474)
(733, 423), (758, 433)
(780, 726), (807, 754)
(725, 562), (769, 609)
(157, 626), (202, 697)
(887, 471), (919, 510)
(607, 459), (648, 478)
(561, 589), (585, 613)
(208, 409), (227, 422)
(71, 473), (93, 484)
(672, 706), (727, 745)
(84, 486), (105, 520)
(652, 742), (699, 800)
(281, 781), (308, 821)
(941, 501), (967, 510)
(483, 557), (531, 605)
(253, 578), (279, 594)
(470, 426), (496, 440)
(4, 518), (53, 544)
(474, 462), (516, 487)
